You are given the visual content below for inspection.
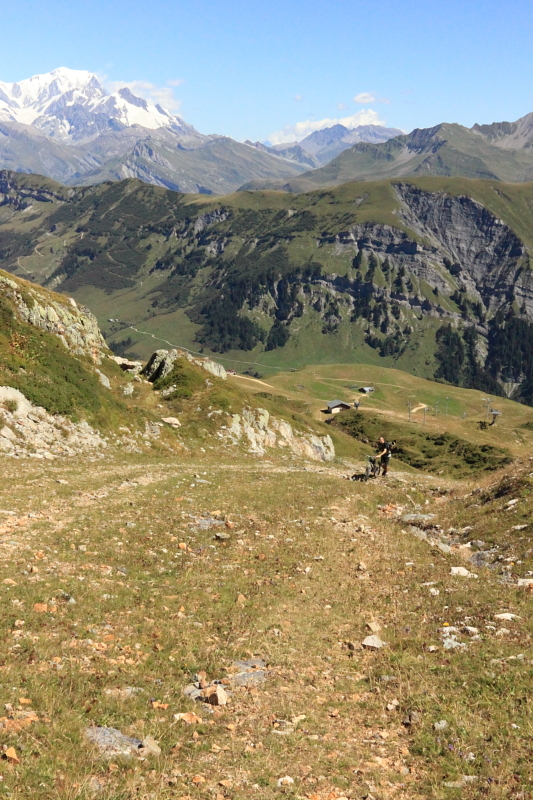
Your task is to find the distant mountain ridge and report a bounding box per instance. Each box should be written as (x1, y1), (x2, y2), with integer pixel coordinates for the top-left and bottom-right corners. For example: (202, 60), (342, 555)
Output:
(0, 67), (312, 194)
(247, 123), (403, 168)
(240, 113), (533, 192)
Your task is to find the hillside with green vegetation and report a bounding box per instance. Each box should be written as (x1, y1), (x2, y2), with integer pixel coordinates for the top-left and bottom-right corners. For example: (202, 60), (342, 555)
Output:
(2, 347), (533, 797)
(3, 171), (533, 404)
(3, 270), (533, 796)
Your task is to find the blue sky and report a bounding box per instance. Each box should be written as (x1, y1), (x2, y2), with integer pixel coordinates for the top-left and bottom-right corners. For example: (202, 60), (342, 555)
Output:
(2, 0), (533, 142)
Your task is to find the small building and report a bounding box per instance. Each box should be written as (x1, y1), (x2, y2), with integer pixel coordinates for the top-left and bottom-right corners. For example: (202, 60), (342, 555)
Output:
(359, 386), (375, 394)
(323, 400), (352, 414)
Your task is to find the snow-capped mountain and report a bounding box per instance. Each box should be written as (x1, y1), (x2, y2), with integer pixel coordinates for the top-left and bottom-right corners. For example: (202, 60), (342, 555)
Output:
(0, 68), (311, 194)
(0, 67), (194, 143)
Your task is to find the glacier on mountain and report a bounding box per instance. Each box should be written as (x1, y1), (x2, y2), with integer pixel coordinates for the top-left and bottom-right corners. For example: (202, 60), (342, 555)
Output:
(0, 67), (193, 142)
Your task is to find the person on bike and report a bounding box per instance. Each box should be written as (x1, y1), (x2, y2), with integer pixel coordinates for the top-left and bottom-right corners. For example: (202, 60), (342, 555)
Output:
(376, 436), (393, 476)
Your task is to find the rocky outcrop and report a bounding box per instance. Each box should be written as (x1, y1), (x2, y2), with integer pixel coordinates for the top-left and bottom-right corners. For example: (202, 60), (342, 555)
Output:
(142, 348), (227, 382)
(222, 407), (335, 462)
(0, 271), (106, 361)
(0, 387), (106, 459)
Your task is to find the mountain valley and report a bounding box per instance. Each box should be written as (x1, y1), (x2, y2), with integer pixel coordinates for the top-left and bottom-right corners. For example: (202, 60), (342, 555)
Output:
(2, 170), (533, 405)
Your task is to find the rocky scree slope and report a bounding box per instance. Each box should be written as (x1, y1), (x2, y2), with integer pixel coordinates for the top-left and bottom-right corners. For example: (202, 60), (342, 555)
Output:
(2, 173), (533, 402)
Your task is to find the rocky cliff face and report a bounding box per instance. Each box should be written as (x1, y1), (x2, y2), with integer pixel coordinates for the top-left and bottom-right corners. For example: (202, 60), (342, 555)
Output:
(223, 407), (335, 462)
(0, 271), (107, 361)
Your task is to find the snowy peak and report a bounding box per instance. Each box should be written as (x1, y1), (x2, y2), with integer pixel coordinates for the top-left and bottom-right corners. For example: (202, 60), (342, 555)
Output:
(0, 67), (193, 142)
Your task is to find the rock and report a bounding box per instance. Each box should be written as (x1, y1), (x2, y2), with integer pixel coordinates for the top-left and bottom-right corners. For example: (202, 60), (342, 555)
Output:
(494, 613), (521, 621)
(85, 726), (143, 757)
(215, 531), (231, 541)
(122, 384), (134, 396)
(366, 621), (382, 633)
(428, 645), (438, 652)
(402, 710), (421, 727)
(517, 578), (533, 587)
(434, 720), (448, 731)
(0, 426), (16, 440)
(202, 685), (228, 706)
(400, 513), (436, 525)
(183, 683), (203, 701)
(450, 566), (478, 578)
(143, 348), (227, 382)
(463, 626), (479, 636)
(108, 356), (143, 374)
(470, 551), (493, 568)
(141, 736), (161, 757)
(0, 387), (32, 417)
(362, 635), (386, 650)
(443, 638), (466, 650)
(0, 274), (106, 362)
(161, 416), (181, 428)
(277, 776), (294, 787)
(95, 370), (111, 389)
(357, 561), (367, 572)
(0, 436), (14, 451)
(104, 687), (144, 700)
(224, 407), (335, 462)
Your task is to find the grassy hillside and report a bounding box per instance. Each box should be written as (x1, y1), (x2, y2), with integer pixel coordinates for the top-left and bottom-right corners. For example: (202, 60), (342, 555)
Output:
(2, 379), (533, 797)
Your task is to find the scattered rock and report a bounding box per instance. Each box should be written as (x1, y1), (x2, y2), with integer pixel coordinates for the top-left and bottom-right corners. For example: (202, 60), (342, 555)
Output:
(122, 385), (134, 396)
(494, 612), (521, 621)
(215, 531), (231, 541)
(443, 638), (467, 650)
(85, 726), (143, 758)
(202, 685), (228, 706)
(277, 776), (294, 787)
(434, 720), (448, 731)
(450, 566), (478, 578)
(140, 736), (161, 757)
(161, 416), (181, 428)
(104, 687), (144, 700)
(400, 513), (436, 525)
(366, 621), (382, 634)
(95, 370), (111, 389)
(402, 710), (421, 727)
(362, 635), (386, 650)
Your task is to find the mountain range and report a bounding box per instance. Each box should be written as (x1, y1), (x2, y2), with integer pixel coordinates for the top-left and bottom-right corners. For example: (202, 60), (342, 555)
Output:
(0, 68), (401, 195)
(241, 114), (533, 192)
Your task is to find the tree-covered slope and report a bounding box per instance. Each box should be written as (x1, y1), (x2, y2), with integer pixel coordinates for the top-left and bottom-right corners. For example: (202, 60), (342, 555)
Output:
(3, 170), (533, 403)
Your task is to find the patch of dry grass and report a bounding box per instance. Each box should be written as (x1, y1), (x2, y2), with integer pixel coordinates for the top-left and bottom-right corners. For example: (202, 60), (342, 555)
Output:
(0, 449), (531, 799)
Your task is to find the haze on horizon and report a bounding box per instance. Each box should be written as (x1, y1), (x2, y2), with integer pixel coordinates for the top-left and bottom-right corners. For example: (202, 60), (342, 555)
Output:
(1, 0), (533, 144)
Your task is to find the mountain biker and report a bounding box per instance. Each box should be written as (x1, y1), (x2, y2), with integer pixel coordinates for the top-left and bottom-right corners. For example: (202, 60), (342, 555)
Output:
(376, 436), (394, 476)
